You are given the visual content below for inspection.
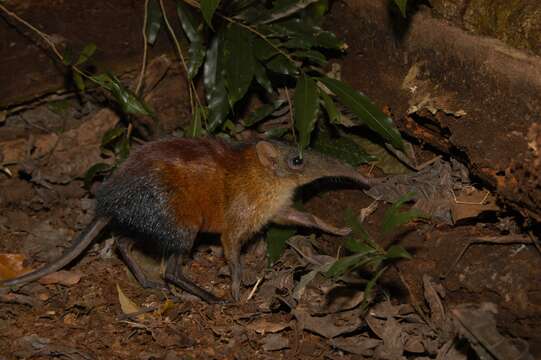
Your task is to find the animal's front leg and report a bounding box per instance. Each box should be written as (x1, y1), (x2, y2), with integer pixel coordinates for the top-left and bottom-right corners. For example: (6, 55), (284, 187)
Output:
(221, 232), (242, 301)
(272, 207), (351, 236)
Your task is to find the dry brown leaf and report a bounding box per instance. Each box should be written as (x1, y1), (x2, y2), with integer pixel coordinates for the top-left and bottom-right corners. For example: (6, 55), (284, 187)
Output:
(0, 108), (118, 182)
(0, 253), (32, 280)
(116, 284), (141, 317)
(451, 189), (499, 223)
(246, 318), (292, 334)
(39, 270), (82, 286)
(293, 306), (364, 339)
(452, 303), (534, 360)
(331, 336), (381, 356)
(261, 333), (289, 351)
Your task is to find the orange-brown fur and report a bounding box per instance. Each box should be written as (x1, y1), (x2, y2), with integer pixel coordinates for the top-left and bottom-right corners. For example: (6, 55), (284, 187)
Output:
(4, 136), (371, 301)
(154, 139), (296, 259)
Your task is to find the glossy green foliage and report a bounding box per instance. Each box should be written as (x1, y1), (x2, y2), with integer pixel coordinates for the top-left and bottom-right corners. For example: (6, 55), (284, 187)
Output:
(266, 226), (297, 266)
(294, 74), (319, 155)
(381, 192), (428, 234)
(325, 197), (421, 307)
(312, 127), (376, 167)
(394, 0), (408, 17)
(84, 127), (132, 188)
(318, 77), (404, 150)
(176, 1), (205, 79)
(167, 0), (405, 154)
(146, 0), (163, 45)
(204, 34), (229, 131)
(200, 0), (221, 28)
(224, 23), (255, 104)
(91, 74), (153, 117)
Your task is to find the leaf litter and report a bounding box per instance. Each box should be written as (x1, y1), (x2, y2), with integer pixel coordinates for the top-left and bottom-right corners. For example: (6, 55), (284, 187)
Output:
(0, 62), (537, 359)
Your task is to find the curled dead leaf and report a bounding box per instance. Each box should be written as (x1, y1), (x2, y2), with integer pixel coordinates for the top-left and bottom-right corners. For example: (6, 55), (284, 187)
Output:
(246, 318), (292, 335)
(39, 270), (82, 286)
(116, 284), (142, 320)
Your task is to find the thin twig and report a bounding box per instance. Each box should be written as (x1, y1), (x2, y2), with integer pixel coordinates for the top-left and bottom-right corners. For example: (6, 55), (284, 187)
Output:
(528, 231), (541, 255)
(246, 277), (263, 301)
(0, 3), (108, 88)
(181, 0), (297, 66)
(451, 189), (490, 205)
(284, 87), (297, 145)
(286, 239), (321, 265)
(441, 235), (535, 279)
(159, 0), (203, 120)
(135, 0), (150, 95)
(159, 0), (189, 78)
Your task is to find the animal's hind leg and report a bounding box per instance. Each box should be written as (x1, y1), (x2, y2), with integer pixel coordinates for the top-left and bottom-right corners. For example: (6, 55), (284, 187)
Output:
(164, 253), (223, 304)
(116, 237), (165, 290)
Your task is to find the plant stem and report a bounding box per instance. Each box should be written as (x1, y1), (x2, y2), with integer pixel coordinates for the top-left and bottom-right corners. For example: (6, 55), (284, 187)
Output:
(135, 0), (150, 95)
(159, 0), (204, 123)
(181, 0), (297, 67)
(0, 3), (111, 89)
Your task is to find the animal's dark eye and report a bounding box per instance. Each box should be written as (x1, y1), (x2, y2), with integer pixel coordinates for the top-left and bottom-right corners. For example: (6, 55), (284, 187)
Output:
(288, 155), (304, 170)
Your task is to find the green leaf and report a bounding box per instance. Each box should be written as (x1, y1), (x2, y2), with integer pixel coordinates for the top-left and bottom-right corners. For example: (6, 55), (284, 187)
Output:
(84, 163), (112, 188)
(47, 99), (71, 115)
(188, 42), (206, 80)
(73, 71), (85, 92)
(91, 73), (153, 116)
(325, 254), (366, 278)
(188, 105), (206, 138)
(177, 1), (205, 79)
(254, 61), (273, 94)
(204, 33), (229, 132)
(264, 126), (288, 139)
(176, 1), (203, 43)
(263, 19), (344, 50)
(258, 0), (320, 24)
(253, 38), (277, 61)
(292, 50), (326, 65)
(266, 55), (298, 76)
(243, 100), (285, 127)
(146, 0), (163, 45)
(233, 3), (267, 23)
(351, 136), (410, 175)
(361, 266), (386, 309)
(106, 76), (153, 116)
(394, 0), (407, 17)
(319, 89), (339, 124)
(116, 137), (131, 162)
(318, 77), (404, 150)
(380, 192), (428, 234)
(76, 43), (97, 65)
(344, 238), (375, 254)
(101, 127), (125, 148)
(294, 75), (318, 153)
(266, 226), (296, 265)
(313, 127), (376, 167)
(200, 0), (221, 29)
(385, 245), (412, 260)
(62, 47), (75, 66)
(229, 0), (260, 14)
(224, 23), (255, 104)
(344, 208), (372, 243)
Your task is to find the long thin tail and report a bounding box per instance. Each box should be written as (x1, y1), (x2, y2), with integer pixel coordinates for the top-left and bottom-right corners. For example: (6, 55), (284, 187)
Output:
(2, 217), (110, 287)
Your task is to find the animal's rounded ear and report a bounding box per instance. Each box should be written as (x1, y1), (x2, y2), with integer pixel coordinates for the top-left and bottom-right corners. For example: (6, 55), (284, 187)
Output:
(256, 141), (279, 169)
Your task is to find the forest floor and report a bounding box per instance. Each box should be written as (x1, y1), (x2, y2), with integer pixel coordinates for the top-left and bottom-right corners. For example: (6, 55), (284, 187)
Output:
(0, 2), (540, 358)
(0, 91), (539, 360)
